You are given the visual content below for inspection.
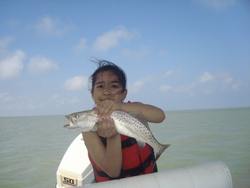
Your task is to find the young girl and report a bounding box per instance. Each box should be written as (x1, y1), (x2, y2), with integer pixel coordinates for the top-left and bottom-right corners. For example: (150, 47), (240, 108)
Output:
(82, 60), (165, 182)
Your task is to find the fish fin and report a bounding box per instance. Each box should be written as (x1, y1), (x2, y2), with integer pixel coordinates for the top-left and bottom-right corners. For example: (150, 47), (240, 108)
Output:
(136, 140), (146, 150)
(128, 111), (151, 130)
(92, 123), (98, 131)
(155, 144), (171, 161)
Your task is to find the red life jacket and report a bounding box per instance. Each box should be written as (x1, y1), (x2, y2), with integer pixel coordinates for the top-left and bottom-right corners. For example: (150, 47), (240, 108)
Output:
(88, 135), (158, 182)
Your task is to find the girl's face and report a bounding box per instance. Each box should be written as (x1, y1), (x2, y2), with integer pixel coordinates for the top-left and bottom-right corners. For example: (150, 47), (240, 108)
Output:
(91, 71), (127, 105)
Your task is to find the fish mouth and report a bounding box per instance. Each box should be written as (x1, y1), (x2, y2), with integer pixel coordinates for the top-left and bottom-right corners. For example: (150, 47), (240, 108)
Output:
(64, 124), (70, 128)
(64, 116), (75, 128)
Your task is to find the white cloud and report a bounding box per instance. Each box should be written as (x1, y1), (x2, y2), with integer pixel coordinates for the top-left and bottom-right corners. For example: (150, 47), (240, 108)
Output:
(0, 92), (8, 99)
(159, 85), (172, 92)
(0, 36), (13, 49)
(35, 16), (72, 37)
(0, 92), (11, 102)
(64, 76), (88, 90)
(0, 50), (25, 80)
(218, 72), (234, 89)
(220, 73), (233, 84)
(73, 38), (87, 53)
(193, 0), (235, 10)
(50, 94), (66, 108)
(164, 70), (174, 77)
(203, 89), (211, 93)
(129, 75), (154, 93)
(92, 25), (139, 52)
(189, 93), (195, 97)
(0, 95), (41, 111)
(198, 72), (215, 83)
(122, 47), (148, 61)
(51, 94), (59, 100)
(28, 55), (58, 74)
(129, 80), (144, 93)
(68, 97), (82, 104)
(222, 76), (233, 85)
(232, 79), (243, 90)
(175, 82), (196, 93)
(0, 93), (29, 108)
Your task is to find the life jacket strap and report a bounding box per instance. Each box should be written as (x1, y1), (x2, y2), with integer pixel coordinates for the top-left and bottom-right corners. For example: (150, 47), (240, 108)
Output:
(100, 136), (137, 149)
(121, 137), (137, 149)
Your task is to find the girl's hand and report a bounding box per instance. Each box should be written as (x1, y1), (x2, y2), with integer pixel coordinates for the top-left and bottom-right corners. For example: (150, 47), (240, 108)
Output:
(97, 116), (118, 138)
(95, 100), (122, 118)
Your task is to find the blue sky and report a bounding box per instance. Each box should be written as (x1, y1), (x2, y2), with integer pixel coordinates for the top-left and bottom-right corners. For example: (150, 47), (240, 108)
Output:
(0, 0), (249, 116)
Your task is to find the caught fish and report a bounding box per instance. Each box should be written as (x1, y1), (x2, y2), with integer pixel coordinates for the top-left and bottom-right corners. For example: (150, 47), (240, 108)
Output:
(64, 110), (170, 161)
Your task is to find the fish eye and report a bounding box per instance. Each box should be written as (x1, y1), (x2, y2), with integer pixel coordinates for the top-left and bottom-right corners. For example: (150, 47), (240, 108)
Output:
(75, 115), (79, 118)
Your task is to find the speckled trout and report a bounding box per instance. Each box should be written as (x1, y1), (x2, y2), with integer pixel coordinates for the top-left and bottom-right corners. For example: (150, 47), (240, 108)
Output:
(64, 110), (170, 161)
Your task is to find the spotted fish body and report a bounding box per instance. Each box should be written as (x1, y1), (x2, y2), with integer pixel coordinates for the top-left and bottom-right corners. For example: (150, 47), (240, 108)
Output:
(64, 110), (170, 161)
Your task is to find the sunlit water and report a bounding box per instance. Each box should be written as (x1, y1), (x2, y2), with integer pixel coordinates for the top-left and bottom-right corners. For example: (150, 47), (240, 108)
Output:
(0, 107), (249, 187)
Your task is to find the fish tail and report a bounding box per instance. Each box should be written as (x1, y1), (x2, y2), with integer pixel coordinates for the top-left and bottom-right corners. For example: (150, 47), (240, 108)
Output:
(155, 144), (171, 161)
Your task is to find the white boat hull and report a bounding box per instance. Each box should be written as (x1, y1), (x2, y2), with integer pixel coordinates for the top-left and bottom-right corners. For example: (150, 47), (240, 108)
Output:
(56, 133), (233, 188)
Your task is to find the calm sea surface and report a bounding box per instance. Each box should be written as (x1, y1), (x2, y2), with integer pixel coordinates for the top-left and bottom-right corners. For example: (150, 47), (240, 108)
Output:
(0, 107), (249, 188)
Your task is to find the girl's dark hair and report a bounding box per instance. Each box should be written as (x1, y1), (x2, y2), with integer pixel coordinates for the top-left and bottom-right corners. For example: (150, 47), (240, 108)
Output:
(89, 59), (127, 93)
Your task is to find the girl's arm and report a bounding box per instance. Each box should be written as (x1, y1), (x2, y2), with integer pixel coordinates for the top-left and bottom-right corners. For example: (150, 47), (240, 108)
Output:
(95, 100), (165, 123)
(82, 118), (122, 177)
(120, 102), (165, 123)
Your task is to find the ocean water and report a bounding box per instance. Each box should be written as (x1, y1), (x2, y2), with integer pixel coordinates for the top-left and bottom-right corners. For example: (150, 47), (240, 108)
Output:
(0, 107), (249, 188)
